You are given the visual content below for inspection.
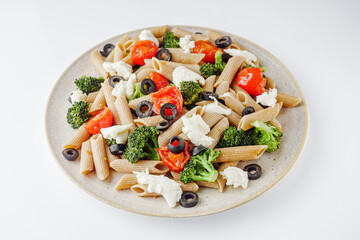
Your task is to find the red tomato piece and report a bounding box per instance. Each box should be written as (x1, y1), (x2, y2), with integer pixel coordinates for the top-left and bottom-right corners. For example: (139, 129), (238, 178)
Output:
(157, 141), (191, 172)
(130, 40), (159, 65)
(193, 40), (220, 64)
(235, 67), (266, 96)
(149, 72), (169, 91)
(85, 107), (113, 135)
(150, 86), (183, 115)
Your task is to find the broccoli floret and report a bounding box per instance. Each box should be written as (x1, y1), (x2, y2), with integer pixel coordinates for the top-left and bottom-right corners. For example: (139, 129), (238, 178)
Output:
(105, 138), (116, 146)
(251, 121), (282, 153)
(180, 149), (220, 184)
(216, 126), (253, 148)
(66, 101), (92, 129)
(124, 126), (161, 163)
(74, 75), (104, 95)
(129, 83), (145, 101)
(199, 50), (226, 78)
(179, 81), (203, 109)
(162, 32), (180, 48)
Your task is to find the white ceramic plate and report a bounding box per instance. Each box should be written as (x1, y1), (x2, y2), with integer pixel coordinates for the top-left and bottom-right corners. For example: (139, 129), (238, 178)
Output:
(45, 25), (308, 217)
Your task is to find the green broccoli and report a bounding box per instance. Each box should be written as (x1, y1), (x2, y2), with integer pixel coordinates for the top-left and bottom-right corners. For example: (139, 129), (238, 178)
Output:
(180, 149), (220, 184)
(162, 31), (180, 48)
(66, 101), (92, 129)
(216, 126), (253, 148)
(129, 83), (145, 101)
(250, 120), (283, 153)
(105, 138), (116, 146)
(74, 75), (104, 95)
(179, 81), (203, 109)
(200, 50), (226, 78)
(124, 126), (161, 163)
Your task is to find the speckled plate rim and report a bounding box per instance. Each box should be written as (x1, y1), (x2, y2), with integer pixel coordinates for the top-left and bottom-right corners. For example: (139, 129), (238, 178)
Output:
(45, 25), (309, 218)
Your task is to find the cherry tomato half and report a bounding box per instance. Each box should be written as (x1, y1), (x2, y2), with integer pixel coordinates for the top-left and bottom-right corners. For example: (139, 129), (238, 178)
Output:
(149, 72), (169, 91)
(158, 141), (191, 172)
(150, 86), (183, 115)
(235, 67), (266, 96)
(85, 107), (113, 135)
(130, 40), (159, 65)
(193, 40), (220, 64)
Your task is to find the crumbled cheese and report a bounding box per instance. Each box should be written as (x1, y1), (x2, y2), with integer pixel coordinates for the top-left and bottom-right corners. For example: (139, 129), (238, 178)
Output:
(182, 114), (214, 147)
(201, 96), (232, 115)
(100, 124), (132, 144)
(172, 66), (205, 87)
(179, 35), (195, 53)
(220, 167), (248, 189)
(102, 61), (132, 80)
(70, 90), (87, 103)
(134, 169), (182, 208)
(139, 30), (159, 47)
(219, 92), (232, 98)
(111, 73), (136, 99)
(256, 88), (278, 108)
(224, 49), (258, 66)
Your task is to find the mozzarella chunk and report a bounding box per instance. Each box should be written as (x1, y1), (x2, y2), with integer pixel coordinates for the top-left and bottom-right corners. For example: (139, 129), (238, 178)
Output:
(201, 96), (231, 115)
(139, 30), (159, 47)
(179, 35), (195, 53)
(256, 88), (278, 108)
(224, 49), (258, 66)
(182, 114), (214, 147)
(172, 66), (205, 88)
(111, 73), (136, 99)
(70, 90), (87, 104)
(220, 167), (248, 189)
(100, 124), (132, 144)
(102, 61), (132, 80)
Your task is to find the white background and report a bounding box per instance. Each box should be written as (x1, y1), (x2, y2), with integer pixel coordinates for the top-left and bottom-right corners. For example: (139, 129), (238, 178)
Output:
(1, 0), (359, 239)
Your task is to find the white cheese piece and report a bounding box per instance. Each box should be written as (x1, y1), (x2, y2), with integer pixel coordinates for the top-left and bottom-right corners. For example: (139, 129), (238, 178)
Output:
(224, 49), (258, 66)
(70, 90), (87, 104)
(100, 124), (132, 144)
(182, 114), (214, 147)
(256, 88), (278, 108)
(172, 66), (205, 88)
(201, 96), (232, 115)
(220, 167), (248, 189)
(179, 35), (195, 53)
(134, 169), (182, 208)
(219, 92), (232, 98)
(111, 73), (136, 99)
(139, 30), (159, 47)
(102, 61), (132, 80)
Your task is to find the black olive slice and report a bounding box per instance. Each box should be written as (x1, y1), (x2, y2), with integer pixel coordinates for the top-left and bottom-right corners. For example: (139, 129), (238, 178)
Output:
(156, 120), (171, 131)
(167, 136), (185, 154)
(218, 98), (225, 105)
(201, 91), (219, 101)
(160, 103), (177, 121)
(100, 43), (115, 57)
(190, 146), (207, 156)
(62, 148), (79, 161)
(259, 103), (269, 109)
(244, 164), (262, 180)
(140, 79), (157, 95)
(108, 75), (125, 88)
(195, 32), (202, 34)
(109, 144), (127, 156)
(179, 191), (199, 208)
(136, 100), (153, 118)
(222, 53), (232, 63)
(242, 106), (255, 116)
(215, 36), (232, 48)
(68, 93), (73, 104)
(156, 48), (172, 61)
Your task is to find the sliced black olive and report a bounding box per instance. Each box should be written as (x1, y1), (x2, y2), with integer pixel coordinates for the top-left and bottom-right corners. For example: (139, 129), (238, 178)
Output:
(156, 48), (172, 61)
(215, 36), (232, 48)
(222, 53), (232, 63)
(100, 43), (115, 57)
(167, 136), (185, 154)
(68, 93), (73, 104)
(156, 120), (171, 131)
(179, 191), (199, 208)
(242, 106), (255, 116)
(62, 148), (79, 161)
(190, 146), (207, 156)
(140, 79), (157, 95)
(259, 103), (269, 109)
(195, 32), (202, 34)
(136, 100), (153, 118)
(108, 75), (125, 88)
(201, 91), (219, 101)
(160, 103), (177, 121)
(244, 164), (262, 180)
(218, 98), (225, 105)
(109, 144), (127, 156)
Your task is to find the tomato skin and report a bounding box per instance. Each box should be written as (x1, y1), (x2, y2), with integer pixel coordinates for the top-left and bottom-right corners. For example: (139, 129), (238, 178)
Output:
(149, 72), (169, 91)
(85, 107), (113, 135)
(150, 86), (183, 115)
(158, 141), (191, 172)
(130, 40), (159, 65)
(193, 40), (220, 64)
(235, 67), (266, 96)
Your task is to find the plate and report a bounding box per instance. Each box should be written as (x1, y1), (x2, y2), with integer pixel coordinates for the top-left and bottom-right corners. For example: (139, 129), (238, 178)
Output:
(45, 25), (309, 217)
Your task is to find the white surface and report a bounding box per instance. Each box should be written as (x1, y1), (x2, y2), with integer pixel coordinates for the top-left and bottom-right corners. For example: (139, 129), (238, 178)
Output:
(0, 0), (359, 239)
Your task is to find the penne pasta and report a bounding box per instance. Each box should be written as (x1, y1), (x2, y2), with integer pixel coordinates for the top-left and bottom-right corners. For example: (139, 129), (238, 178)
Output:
(167, 48), (205, 64)
(101, 83), (121, 124)
(207, 118), (229, 149)
(63, 124), (90, 149)
(207, 29), (223, 42)
(223, 94), (246, 115)
(90, 50), (107, 78)
(265, 75), (276, 89)
(80, 140), (94, 174)
(216, 161), (239, 192)
(104, 143), (120, 164)
(115, 174), (137, 190)
(90, 134), (109, 180)
(134, 115), (163, 127)
(136, 68), (155, 82)
(121, 54), (135, 66)
(195, 181), (219, 189)
(170, 171), (181, 181)
(114, 95), (136, 131)
(110, 159), (169, 174)
(214, 56), (244, 88)
(196, 101), (241, 127)
(113, 42), (126, 62)
(151, 25), (169, 38)
(276, 92), (301, 107)
(144, 58), (201, 74)
(172, 27), (209, 41)
(123, 39), (134, 52)
(214, 145), (268, 163)
(203, 75), (216, 92)
(128, 95), (153, 110)
(215, 81), (231, 96)
(152, 57), (175, 81)
(201, 112), (224, 128)
(131, 184), (159, 197)
(86, 91), (98, 103)
(89, 87), (106, 114)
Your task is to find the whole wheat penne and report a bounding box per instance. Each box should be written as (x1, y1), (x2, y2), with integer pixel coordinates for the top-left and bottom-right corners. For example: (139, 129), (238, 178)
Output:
(151, 25), (169, 38)
(167, 48), (205, 64)
(195, 181), (219, 189)
(228, 43), (242, 50)
(63, 124), (90, 149)
(228, 88), (236, 97)
(131, 184), (159, 197)
(178, 133), (190, 141)
(201, 112), (224, 128)
(238, 103), (282, 131)
(177, 181), (199, 192)
(224, 94), (246, 115)
(101, 83), (121, 124)
(128, 95), (153, 110)
(276, 92), (301, 107)
(121, 54), (135, 66)
(207, 118), (229, 149)
(110, 159), (169, 174)
(136, 68), (155, 82)
(123, 39), (134, 52)
(170, 171), (181, 181)
(80, 140), (94, 174)
(115, 174), (137, 190)
(196, 101), (241, 127)
(172, 27), (209, 41)
(214, 145), (268, 163)
(90, 134), (109, 180)
(207, 29), (223, 42)
(214, 56), (244, 87)
(86, 91), (98, 103)
(152, 57), (175, 81)
(144, 58), (201, 74)
(105, 144), (120, 164)
(89, 87), (106, 114)
(134, 115), (163, 127)
(114, 96), (136, 131)
(105, 49), (115, 62)
(265, 75), (276, 89)
(203, 75), (216, 92)
(131, 34), (140, 42)
(134, 65), (151, 74)
(215, 81), (231, 95)
(90, 50), (107, 78)
(216, 161), (239, 192)
(113, 42), (126, 62)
